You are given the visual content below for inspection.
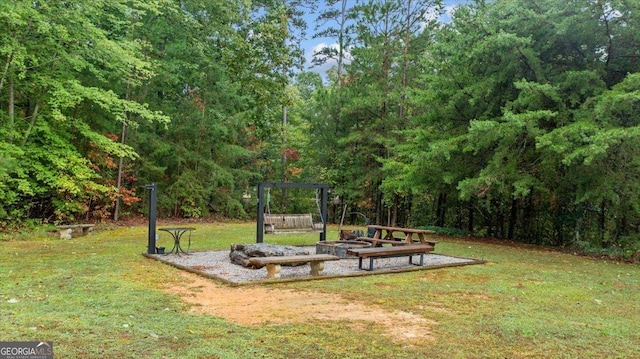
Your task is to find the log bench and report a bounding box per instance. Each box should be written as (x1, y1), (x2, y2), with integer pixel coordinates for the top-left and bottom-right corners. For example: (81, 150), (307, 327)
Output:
(249, 254), (340, 279)
(55, 224), (96, 239)
(346, 244), (435, 271)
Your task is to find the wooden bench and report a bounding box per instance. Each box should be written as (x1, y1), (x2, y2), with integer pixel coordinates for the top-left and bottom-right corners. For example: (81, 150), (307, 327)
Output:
(249, 254), (340, 279)
(263, 213), (322, 234)
(55, 224), (96, 239)
(346, 244), (434, 271)
(355, 237), (438, 248)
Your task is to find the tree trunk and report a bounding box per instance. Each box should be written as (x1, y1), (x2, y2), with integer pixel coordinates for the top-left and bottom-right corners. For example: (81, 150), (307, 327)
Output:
(522, 190), (534, 242)
(8, 75), (14, 141)
(398, 0), (412, 120)
(390, 195), (397, 227)
(114, 82), (131, 221)
(337, 0), (347, 82)
(0, 52), (12, 96)
(486, 205), (493, 237)
(22, 101), (40, 145)
(508, 197), (517, 240)
(375, 181), (383, 225)
(113, 121), (126, 221)
(468, 200), (474, 234)
(436, 192), (446, 227)
(600, 200), (607, 247)
(401, 194), (411, 227)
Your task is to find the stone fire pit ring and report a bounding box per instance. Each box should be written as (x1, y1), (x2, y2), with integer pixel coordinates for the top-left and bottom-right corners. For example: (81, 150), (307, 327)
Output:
(316, 240), (372, 259)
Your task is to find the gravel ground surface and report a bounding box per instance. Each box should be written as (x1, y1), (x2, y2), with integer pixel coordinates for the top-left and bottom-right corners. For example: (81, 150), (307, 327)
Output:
(148, 246), (483, 284)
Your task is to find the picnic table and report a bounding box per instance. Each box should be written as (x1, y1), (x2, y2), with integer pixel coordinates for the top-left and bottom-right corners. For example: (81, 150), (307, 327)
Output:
(364, 225), (437, 246)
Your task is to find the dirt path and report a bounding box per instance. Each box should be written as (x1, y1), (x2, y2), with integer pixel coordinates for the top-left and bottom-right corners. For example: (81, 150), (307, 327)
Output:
(165, 272), (436, 344)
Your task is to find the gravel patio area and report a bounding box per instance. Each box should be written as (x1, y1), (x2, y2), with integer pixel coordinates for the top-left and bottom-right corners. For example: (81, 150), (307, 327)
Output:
(145, 246), (484, 284)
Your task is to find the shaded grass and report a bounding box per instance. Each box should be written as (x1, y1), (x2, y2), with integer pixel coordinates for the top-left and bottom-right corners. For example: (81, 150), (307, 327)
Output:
(1, 222), (639, 358)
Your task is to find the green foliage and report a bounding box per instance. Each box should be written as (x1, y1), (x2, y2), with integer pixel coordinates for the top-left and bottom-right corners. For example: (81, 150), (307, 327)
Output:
(0, 0), (168, 225)
(2, 0), (640, 259)
(0, 0), (309, 222)
(384, 0), (640, 249)
(574, 235), (640, 262)
(308, 0), (445, 224)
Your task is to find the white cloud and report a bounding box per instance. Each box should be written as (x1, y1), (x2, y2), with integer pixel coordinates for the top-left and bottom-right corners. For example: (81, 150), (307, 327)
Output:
(305, 42), (352, 77)
(419, 6), (449, 32)
(445, 4), (460, 16)
(438, 4), (461, 23)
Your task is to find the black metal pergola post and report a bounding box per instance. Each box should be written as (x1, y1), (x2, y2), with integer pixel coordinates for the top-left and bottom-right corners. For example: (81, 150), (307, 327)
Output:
(144, 183), (158, 254)
(256, 182), (329, 243)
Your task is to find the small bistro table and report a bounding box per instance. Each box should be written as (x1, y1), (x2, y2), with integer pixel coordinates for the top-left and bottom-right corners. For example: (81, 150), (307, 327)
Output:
(158, 227), (195, 255)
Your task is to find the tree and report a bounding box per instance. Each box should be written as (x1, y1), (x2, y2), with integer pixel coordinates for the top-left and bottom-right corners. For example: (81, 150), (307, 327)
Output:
(126, 0), (270, 218)
(311, 0), (355, 81)
(0, 0), (168, 226)
(331, 0), (441, 225)
(400, 0), (640, 250)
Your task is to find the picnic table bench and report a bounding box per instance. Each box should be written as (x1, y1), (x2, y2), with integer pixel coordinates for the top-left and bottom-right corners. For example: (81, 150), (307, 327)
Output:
(356, 237), (438, 247)
(346, 244), (434, 271)
(249, 254), (340, 279)
(55, 224), (96, 239)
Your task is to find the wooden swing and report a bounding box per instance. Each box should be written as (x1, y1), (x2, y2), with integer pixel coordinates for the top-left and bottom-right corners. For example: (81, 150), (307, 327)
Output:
(263, 188), (324, 234)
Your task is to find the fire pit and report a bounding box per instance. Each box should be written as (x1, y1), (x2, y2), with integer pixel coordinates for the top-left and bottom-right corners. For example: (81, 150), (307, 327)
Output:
(316, 240), (372, 258)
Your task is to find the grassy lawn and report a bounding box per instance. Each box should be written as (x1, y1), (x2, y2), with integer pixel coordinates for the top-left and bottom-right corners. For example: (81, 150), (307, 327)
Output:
(1, 221), (639, 358)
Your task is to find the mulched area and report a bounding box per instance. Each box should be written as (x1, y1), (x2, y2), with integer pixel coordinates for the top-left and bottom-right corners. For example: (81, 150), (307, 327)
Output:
(145, 246), (484, 285)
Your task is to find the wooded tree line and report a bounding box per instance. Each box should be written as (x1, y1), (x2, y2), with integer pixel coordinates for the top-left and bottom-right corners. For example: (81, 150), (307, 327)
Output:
(2, 0), (640, 256)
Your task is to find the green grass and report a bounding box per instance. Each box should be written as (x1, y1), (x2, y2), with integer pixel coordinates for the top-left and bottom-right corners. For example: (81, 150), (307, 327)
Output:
(1, 222), (639, 358)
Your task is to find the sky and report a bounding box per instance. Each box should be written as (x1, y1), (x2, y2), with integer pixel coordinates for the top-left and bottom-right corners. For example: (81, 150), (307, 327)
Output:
(301, 0), (467, 77)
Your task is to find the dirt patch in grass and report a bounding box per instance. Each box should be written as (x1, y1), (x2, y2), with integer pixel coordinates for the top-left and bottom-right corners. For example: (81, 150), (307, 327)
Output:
(165, 272), (436, 344)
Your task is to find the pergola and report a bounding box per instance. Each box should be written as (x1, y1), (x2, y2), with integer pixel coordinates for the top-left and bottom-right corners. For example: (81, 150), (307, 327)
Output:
(255, 182), (330, 243)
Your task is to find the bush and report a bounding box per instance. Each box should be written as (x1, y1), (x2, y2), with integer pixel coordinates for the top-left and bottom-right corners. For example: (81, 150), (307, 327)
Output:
(572, 235), (640, 262)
